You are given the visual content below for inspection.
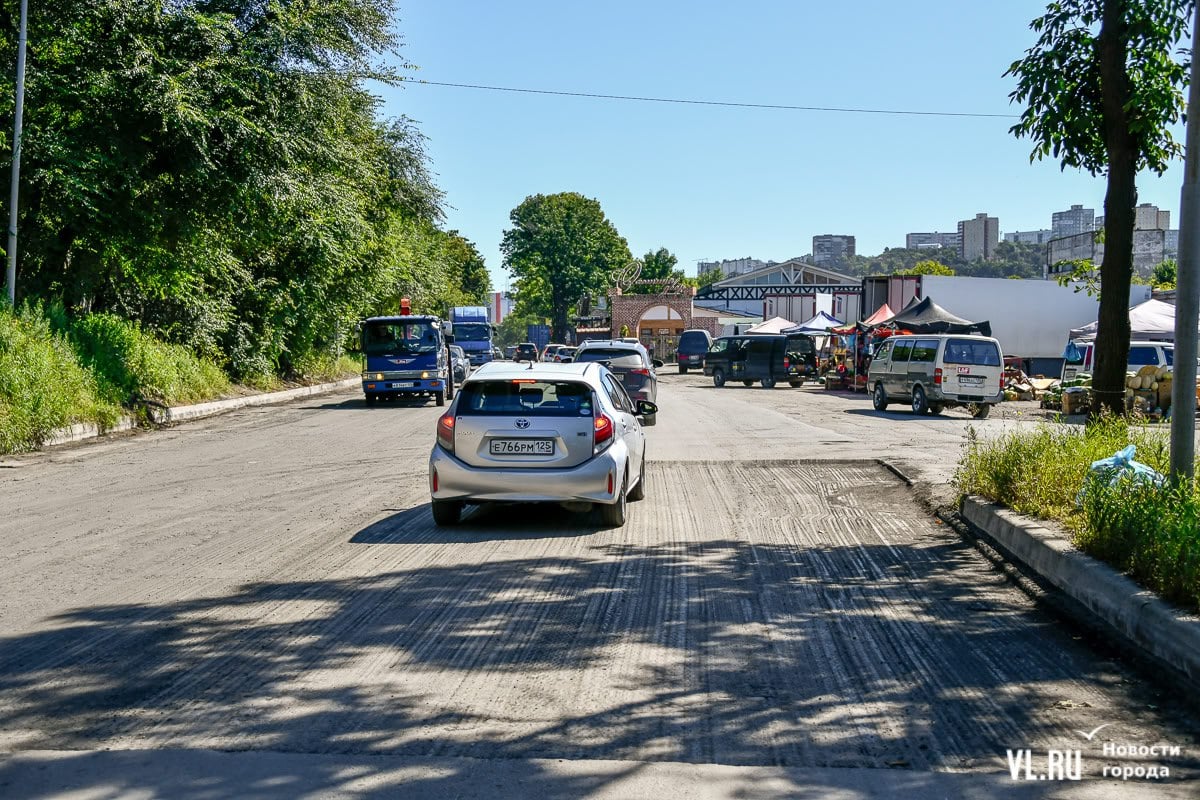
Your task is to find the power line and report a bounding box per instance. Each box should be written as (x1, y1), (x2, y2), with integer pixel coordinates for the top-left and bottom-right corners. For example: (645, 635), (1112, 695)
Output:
(412, 80), (1018, 119)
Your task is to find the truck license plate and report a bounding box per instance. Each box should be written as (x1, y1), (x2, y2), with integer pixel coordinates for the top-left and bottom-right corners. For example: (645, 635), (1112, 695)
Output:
(958, 375), (984, 386)
(390, 381), (416, 388)
(490, 439), (553, 455)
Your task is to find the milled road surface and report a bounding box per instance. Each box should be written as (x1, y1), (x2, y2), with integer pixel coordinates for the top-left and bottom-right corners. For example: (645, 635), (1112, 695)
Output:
(0, 372), (1197, 798)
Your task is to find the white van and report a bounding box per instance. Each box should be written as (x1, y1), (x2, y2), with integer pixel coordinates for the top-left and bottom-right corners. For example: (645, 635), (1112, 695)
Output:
(867, 334), (1004, 418)
(1061, 341), (1173, 382)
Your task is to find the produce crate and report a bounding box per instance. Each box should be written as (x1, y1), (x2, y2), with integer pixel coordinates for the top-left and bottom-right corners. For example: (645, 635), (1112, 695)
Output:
(1062, 387), (1091, 415)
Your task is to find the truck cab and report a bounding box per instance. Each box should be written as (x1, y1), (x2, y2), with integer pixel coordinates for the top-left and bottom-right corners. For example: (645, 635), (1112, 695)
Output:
(360, 315), (453, 406)
(450, 306), (495, 367)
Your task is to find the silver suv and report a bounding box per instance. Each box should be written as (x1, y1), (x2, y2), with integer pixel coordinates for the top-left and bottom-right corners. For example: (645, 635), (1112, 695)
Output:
(428, 361), (658, 527)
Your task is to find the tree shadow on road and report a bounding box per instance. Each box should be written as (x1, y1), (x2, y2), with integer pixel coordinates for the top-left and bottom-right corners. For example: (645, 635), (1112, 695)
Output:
(1, 465), (1198, 797)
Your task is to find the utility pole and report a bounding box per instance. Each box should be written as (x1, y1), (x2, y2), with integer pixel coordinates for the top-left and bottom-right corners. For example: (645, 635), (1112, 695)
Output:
(5, 0), (29, 307)
(1170, 0), (1200, 483)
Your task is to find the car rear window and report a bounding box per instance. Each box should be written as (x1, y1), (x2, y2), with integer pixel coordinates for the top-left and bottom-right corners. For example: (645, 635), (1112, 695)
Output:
(456, 380), (594, 416)
(678, 332), (710, 352)
(575, 348), (643, 367)
(943, 339), (1001, 366)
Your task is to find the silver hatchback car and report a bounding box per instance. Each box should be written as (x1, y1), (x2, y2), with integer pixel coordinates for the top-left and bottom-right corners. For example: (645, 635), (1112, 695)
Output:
(428, 361), (657, 527)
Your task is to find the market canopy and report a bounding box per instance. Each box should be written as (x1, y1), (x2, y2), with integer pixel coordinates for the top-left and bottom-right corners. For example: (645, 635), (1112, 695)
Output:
(1068, 298), (1183, 342)
(878, 295), (992, 336)
(746, 315), (798, 334)
(862, 303), (895, 327)
(783, 310), (844, 336)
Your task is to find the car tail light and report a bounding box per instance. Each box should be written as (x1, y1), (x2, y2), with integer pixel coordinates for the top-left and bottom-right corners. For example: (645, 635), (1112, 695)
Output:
(607, 472), (614, 494)
(431, 468), (439, 492)
(437, 412), (455, 453)
(631, 368), (651, 376)
(934, 368), (943, 386)
(594, 413), (614, 451)
(783, 356), (790, 369)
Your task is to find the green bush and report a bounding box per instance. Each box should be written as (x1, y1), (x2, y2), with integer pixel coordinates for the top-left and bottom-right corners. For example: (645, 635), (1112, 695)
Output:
(956, 417), (1198, 612)
(56, 309), (229, 407)
(0, 305), (121, 453)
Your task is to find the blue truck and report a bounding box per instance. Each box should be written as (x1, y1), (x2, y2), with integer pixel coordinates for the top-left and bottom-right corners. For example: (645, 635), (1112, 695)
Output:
(360, 314), (453, 406)
(449, 306), (494, 367)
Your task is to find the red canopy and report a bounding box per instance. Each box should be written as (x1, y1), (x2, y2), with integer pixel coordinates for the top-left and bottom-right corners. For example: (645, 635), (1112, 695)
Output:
(863, 303), (895, 326)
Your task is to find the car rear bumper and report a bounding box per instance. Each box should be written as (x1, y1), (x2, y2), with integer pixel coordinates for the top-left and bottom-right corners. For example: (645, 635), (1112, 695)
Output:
(429, 444), (627, 504)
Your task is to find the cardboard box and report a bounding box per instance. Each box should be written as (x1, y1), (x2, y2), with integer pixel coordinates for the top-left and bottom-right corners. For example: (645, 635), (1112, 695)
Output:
(1062, 387), (1091, 415)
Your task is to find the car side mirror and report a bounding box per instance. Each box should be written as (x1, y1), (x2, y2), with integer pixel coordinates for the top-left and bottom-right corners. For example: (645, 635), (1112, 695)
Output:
(636, 400), (658, 425)
(652, 359), (664, 369)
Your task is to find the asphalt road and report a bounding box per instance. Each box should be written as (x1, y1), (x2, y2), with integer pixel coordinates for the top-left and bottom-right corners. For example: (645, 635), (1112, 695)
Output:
(0, 372), (1197, 798)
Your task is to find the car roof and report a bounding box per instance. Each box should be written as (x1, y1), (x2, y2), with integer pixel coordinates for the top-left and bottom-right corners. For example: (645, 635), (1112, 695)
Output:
(578, 339), (643, 350)
(464, 361), (601, 382)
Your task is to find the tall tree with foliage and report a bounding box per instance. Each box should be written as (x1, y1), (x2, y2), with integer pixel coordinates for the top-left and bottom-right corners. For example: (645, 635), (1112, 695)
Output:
(0, 0), (461, 381)
(500, 193), (631, 342)
(627, 247), (682, 293)
(1006, 0), (1191, 413)
(906, 260), (955, 276)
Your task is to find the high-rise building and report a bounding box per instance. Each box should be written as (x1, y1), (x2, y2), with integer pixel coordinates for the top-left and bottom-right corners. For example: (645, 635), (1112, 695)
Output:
(1134, 203), (1170, 231)
(1051, 204), (1095, 239)
(696, 258), (770, 279)
(1004, 229), (1053, 245)
(811, 234), (856, 266)
(905, 231), (960, 250)
(958, 213), (999, 261)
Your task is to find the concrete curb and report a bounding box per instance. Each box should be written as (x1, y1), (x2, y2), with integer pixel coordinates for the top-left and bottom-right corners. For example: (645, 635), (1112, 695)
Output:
(960, 495), (1200, 688)
(42, 377), (360, 448)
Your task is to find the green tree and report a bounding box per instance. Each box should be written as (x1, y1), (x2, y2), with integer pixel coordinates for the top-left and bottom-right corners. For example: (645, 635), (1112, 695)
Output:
(687, 266), (725, 289)
(495, 310), (540, 348)
(627, 247), (683, 293)
(1006, 0), (1191, 413)
(906, 260), (955, 276)
(0, 0), (455, 381)
(1152, 258), (1178, 288)
(441, 231), (492, 305)
(500, 193), (631, 342)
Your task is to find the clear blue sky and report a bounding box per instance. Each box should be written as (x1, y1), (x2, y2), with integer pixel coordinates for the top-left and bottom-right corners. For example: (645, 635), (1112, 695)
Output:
(376, 1), (1189, 290)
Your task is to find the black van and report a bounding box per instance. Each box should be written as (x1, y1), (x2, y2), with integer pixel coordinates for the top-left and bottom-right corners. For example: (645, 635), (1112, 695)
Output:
(704, 334), (818, 388)
(675, 329), (713, 374)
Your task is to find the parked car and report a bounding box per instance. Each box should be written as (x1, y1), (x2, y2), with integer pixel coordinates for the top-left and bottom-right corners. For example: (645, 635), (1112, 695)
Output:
(1061, 340), (1174, 382)
(428, 361), (657, 527)
(514, 342), (540, 362)
(554, 346), (578, 363)
(574, 340), (662, 423)
(449, 344), (470, 383)
(675, 329), (712, 374)
(542, 343), (568, 362)
(868, 333), (1004, 418)
(704, 334), (818, 388)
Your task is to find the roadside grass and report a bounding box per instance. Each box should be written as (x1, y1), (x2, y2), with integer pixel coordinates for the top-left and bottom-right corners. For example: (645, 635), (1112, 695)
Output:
(0, 305), (122, 453)
(52, 308), (230, 408)
(956, 416), (1200, 612)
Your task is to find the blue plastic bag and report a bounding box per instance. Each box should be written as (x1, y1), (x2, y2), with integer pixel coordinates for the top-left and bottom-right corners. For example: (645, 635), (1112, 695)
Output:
(1077, 445), (1166, 506)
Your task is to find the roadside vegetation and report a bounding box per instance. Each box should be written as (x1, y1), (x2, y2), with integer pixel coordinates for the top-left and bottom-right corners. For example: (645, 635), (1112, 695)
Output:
(956, 417), (1200, 612)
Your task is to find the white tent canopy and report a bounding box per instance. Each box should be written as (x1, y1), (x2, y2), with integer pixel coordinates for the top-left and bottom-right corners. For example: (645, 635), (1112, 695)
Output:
(784, 310), (845, 336)
(746, 315), (798, 335)
(1069, 299), (1184, 342)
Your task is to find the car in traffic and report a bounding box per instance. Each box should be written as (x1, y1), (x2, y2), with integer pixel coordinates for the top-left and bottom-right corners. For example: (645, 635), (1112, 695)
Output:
(554, 346), (577, 363)
(514, 343), (540, 362)
(449, 345), (470, 383)
(704, 334), (818, 388)
(573, 340), (661, 424)
(868, 333), (1004, 418)
(504, 345), (518, 360)
(428, 361), (657, 527)
(675, 329), (712, 374)
(542, 343), (568, 362)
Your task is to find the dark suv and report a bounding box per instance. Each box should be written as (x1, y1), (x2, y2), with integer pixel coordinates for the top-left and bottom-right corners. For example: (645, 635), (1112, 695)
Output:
(514, 342), (539, 362)
(704, 334), (818, 388)
(574, 340), (662, 423)
(676, 329), (712, 374)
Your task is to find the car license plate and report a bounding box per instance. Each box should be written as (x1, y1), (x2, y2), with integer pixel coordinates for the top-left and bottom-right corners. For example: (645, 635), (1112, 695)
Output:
(390, 381), (416, 388)
(958, 375), (984, 386)
(490, 439), (554, 455)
